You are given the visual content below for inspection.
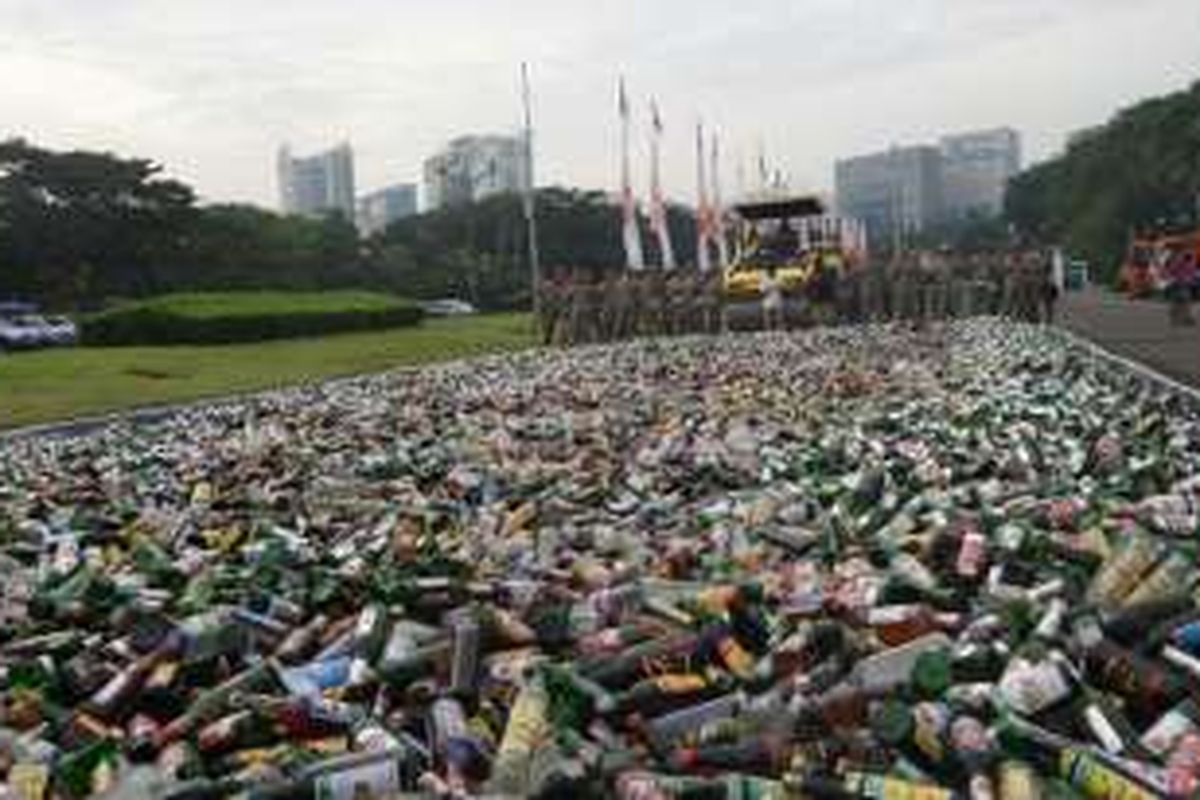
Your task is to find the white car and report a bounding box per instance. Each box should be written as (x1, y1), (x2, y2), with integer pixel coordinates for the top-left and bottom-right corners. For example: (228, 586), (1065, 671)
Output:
(0, 316), (50, 350)
(41, 316), (79, 346)
(421, 299), (477, 316)
(0, 314), (77, 349)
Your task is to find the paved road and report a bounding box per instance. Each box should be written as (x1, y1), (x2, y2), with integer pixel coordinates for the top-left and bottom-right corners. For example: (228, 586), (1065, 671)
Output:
(1061, 287), (1200, 387)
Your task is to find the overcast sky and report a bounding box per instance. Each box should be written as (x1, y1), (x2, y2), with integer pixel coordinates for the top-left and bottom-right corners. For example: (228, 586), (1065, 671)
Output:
(2, 0), (1197, 209)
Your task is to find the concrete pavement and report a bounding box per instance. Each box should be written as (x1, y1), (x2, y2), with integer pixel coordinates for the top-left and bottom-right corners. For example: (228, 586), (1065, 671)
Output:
(1061, 287), (1200, 387)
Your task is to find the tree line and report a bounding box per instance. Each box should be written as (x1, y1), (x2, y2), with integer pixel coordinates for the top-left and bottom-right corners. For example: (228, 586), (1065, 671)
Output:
(0, 138), (697, 311)
(11, 72), (1194, 314)
(1006, 79), (1200, 281)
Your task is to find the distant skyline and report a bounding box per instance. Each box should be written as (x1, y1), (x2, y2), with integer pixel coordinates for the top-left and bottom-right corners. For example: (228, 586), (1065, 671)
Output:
(1, 0), (1197, 208)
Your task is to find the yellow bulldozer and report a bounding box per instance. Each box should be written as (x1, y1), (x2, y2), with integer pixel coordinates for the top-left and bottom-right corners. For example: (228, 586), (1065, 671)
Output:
(722, 195), (862, 328)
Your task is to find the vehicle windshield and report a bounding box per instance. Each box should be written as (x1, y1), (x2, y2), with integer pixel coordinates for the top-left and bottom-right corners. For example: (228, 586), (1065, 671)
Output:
(734, 217), (808, 267)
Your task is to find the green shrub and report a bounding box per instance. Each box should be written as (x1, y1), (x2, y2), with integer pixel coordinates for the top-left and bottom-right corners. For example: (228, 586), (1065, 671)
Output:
(82, 291), (423, 346)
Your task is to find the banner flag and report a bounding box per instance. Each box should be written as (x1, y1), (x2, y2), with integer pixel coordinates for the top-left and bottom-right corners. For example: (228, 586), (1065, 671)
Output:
(619, 77), (644, 271)
(711, 134), (729, 269)
(696, 122), (712, 272)
(648, 100), (676, 270)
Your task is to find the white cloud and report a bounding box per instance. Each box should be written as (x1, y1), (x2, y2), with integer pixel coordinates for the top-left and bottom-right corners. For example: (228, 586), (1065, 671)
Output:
(0, 0), (1194, 206)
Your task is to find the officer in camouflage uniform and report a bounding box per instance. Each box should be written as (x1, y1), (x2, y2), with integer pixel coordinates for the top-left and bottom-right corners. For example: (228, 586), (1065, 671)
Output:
(600, 270), (622, 343)
(644, 271), (667, 337)
(659, 271), (680, 336)
(619, 272), (638, 340)
(550, 273), (572, 346)
(863, 254), (888, 322)
(562, 271), (581, 346)
(566, 268), (596, 345)
(700, 269), (723, 334)
(537, 276), (556, 346)
(891, 251), (914, 323)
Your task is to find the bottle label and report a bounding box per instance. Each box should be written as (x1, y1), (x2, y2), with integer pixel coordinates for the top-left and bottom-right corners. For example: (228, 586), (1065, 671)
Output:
(950, 716), (989, 757)
(845, 771), (952, 800)
(912, 703), (949, 763)
(315, 759), (400, 800)
(999, 659), (1071, 716)
(1168, 732), (1200, 774)
(653, 673), (710, 694)
(280, 656), (351, 698)
(1140, 706), (1197, 757)
(1166, 767), (1199, 798)
(430, 698), (468, 753)
(867, 605), (922, 626)
(1124, 555), (1190, 607)
(1060, 751), (1157, 800)
(381, 630), (416, 665)
(997, 761), (1037, 800)
(148, 659), (179, 689)
(1165, 736), (1200, 797)
(497, 683), (549, 756)
(956, 532), (986, 578)
(833, 573), (882, 613)
(1033, 599), (1066, 640)
(968, 773), (996, 800)
(9, 763), (49, 800)
(579, 627), (622, 655)
(1087, 538), (1160, 606)
(1084, 704), (1126, 754)
(615, 772), (672, 800)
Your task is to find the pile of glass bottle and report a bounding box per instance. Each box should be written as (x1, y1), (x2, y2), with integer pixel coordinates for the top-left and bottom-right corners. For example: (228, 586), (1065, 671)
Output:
(3, 320), (1200, 799)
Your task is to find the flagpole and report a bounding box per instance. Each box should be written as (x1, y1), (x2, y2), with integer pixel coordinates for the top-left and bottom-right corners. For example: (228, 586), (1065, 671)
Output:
(619, 77), (644, 271)
(650, 99), (676, 270)
(736, 154), (746, 203)
(520, 62), (541, 325)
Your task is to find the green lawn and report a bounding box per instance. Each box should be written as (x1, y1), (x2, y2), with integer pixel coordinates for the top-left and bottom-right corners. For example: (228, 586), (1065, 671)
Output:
(0, 313), (534, 431)
(99, 290), (413, 318)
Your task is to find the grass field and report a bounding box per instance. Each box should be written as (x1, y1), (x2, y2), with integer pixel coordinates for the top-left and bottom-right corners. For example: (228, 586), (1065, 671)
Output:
(0, 313), (534, 431)
(99, 290), (414, 318)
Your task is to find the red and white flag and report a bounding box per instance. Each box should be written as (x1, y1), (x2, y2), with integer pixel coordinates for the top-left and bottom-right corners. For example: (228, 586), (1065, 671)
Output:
(696, 122), (713, 272)
(710, 134), (729, 269)
(619, 77), (644, 271)
(648, 100), (676, 270)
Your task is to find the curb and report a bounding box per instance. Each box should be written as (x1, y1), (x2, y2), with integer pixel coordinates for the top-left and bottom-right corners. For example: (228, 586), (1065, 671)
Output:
(1054, 324), (1200, 407)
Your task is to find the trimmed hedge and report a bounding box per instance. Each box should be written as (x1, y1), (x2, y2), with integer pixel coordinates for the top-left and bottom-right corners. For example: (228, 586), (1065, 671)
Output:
(82, 292), (423, 346)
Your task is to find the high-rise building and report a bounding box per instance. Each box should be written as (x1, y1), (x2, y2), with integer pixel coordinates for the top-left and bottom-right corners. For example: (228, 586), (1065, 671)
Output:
(356, 183), (418, 236)
(834, 127), (1022, 245)
(939, 128), (1021, 221)
(835, 145), (944, 246)
(422, 134), (527, 210)
(277, 143), (356, 220)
